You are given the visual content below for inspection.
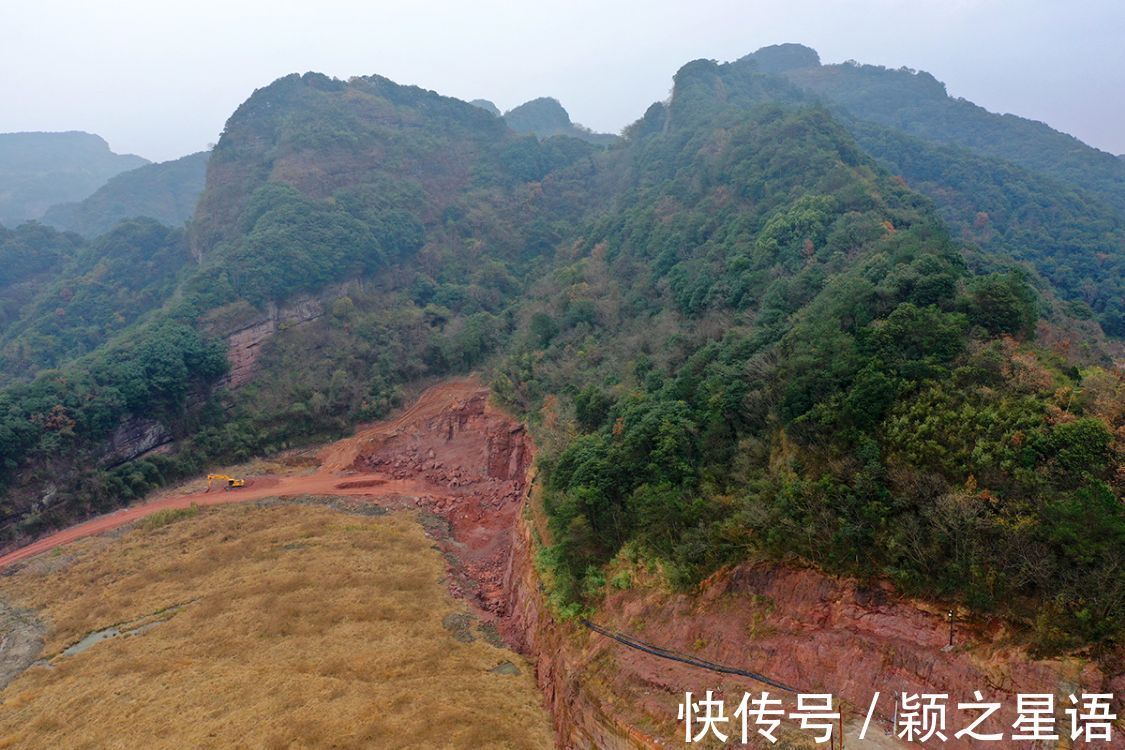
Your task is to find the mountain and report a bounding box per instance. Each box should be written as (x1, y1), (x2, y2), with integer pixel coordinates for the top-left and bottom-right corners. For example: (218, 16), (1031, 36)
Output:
(503, 97), (619, 145)
(506, 56), (1121, 651)
(468, 98), (502, 117)
(0, 55), (1120, 656)
(750, 44), (1125, 217)
(0, 71), (599, 536)
(0, 132), (148, 226)
(720, 44), (1125, 336)
(42, 151), (209, 236)
(845, 120), (1124, 336)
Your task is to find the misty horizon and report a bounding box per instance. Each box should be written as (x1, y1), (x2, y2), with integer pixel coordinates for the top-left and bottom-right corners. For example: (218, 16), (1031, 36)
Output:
(3, 1), (1123, 163)
(7, 46), (1124, 166)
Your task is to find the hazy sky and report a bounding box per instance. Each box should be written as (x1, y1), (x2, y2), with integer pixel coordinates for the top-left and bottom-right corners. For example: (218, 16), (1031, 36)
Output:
(3, 0), (1123, 162)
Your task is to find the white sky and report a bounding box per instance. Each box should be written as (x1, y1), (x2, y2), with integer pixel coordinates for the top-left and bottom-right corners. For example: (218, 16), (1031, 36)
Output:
(2, 0), (1122, 162)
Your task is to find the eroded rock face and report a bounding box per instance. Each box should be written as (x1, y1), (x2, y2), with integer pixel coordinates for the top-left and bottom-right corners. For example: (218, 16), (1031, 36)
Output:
(503, 513), (653, 750)
(0, 600), (45, 691)
(499, 492), (1123, 749)
(349, 386), (533, 619)
(101, 416), (172, 468)
(220, 296), (324, 389)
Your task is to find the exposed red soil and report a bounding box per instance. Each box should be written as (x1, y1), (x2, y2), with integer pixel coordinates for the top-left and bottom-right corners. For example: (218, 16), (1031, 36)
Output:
(503, 522), (1125, 749)
(505, 547), (1125, 748)
(333, 478), (388, 489)
(3, 378), (1120, 750)
(0, 378), (527, 623)
(0, 472), (425, 570)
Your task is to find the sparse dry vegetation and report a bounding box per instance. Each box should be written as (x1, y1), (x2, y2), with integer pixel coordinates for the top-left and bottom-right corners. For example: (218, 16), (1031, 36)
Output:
(0, 503), (553, 749)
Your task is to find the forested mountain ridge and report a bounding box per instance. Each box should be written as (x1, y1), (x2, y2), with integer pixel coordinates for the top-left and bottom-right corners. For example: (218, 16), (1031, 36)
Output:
(0, 71), (601, 542)
(42, 151), (210, 237)
(756, 44), (1125, 216)
(498, 55), (1122, 652)
(0, 52), (1120, 655)
(0, 131), (148, 226)
(191, 72), (510, 257)
(845, 120), (1125, 336)
(727, 44), (1125, 336)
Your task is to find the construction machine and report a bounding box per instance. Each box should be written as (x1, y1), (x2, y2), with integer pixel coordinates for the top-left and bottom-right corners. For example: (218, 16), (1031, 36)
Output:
(207, 474), (246, 491)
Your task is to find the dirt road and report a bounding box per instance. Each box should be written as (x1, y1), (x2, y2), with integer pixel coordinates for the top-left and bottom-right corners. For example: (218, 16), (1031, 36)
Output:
(0, 378), (502, 572)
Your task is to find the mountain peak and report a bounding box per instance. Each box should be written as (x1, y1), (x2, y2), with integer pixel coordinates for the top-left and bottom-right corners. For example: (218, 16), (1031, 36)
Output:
(504, 97), (572, 133)
(469, 99), (501, 117)
(739, 43), (821, 73)
(503, 97), (617, 145)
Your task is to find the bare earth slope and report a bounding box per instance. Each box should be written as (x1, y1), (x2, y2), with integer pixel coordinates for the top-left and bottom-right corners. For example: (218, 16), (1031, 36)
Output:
(1, 379), (1120, 749)
(0, 378), (549, 749)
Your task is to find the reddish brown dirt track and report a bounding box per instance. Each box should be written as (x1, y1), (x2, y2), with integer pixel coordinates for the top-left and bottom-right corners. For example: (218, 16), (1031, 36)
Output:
(0, 473), (426, 569)
(0, 377), (530, 615)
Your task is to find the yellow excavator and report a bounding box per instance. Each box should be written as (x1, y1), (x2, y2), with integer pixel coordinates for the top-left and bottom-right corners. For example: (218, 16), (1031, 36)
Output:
(207, 474), (246, 491)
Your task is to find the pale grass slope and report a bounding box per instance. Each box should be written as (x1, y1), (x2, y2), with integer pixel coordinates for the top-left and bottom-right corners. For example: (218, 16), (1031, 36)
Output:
(0, 504), (553, 749)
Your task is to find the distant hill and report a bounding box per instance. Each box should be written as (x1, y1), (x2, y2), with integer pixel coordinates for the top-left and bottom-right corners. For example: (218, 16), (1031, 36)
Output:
(468, 99), (501, 117)
(0, 132), (148, 226)
(719, 44), (1124, 334)
(503, 97), (618, 145)
(189, 71), (581, 258)
(747, 45), (1125, 216)
(42, 151), (209, 236)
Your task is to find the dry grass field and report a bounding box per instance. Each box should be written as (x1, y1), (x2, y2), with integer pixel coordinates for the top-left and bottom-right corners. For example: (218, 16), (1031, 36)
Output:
(0, 502), (554, 749)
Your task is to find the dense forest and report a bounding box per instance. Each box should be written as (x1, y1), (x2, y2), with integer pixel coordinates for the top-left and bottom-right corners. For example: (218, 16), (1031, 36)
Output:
(844, 121), (1124, 337)
(0, 49), (1121, 655)
(774, 47), (1125, 216)
(42, 151), (210, 237)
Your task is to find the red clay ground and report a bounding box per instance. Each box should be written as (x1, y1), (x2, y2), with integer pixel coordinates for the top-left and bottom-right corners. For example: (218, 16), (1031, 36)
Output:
(0, 377), (530, 626)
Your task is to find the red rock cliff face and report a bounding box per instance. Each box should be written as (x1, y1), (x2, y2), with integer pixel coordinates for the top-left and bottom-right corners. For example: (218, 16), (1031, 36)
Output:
(498, 473), (1122, 750)
(219, 296), (324, 389)
(503, 509), (658, 750)
(319, 383), (1121, 750)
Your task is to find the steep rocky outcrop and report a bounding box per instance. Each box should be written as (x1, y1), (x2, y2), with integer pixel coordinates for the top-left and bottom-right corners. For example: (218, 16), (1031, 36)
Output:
(503, 516), (1124, 748)
(469, 99), (502, 117)
(218, 296), (325, 389)
(100, 417), (173, 468)
(504, 510), (650, 749)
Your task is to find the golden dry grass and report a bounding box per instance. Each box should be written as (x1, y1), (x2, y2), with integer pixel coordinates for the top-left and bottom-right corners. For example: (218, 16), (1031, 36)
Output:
(0, 504), (554, 749)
